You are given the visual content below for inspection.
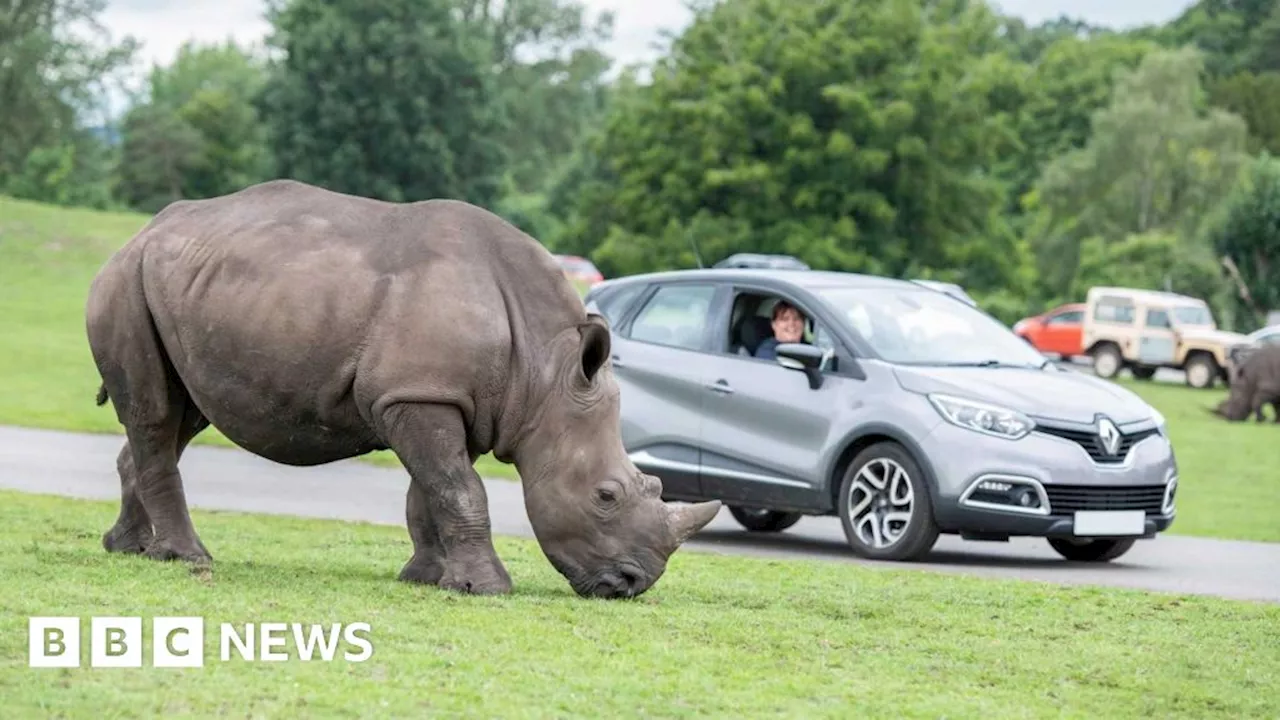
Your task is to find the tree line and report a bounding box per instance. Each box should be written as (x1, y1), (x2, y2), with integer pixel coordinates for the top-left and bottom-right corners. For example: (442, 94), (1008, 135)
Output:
(4, 0), (1280, 329)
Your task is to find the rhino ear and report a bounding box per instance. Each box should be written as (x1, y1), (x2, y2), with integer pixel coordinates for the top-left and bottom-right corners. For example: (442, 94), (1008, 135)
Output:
(578, 313), (611, 383)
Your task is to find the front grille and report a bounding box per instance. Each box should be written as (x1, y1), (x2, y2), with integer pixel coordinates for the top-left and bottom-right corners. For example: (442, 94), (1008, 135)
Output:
(1044, 485), (1167, 514)
(1035, 425), (1160, 463)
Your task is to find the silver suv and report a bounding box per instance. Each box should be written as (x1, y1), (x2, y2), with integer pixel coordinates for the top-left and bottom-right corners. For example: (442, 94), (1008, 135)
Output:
(584, 268), (1178, 563)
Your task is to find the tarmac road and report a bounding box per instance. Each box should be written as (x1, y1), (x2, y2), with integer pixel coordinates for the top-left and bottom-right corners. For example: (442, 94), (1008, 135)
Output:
(2, 424), (1276, 604)
(1055, 357), (1189, 384)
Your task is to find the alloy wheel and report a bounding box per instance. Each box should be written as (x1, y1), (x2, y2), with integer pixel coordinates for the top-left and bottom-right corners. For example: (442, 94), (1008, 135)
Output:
(846, 457), (914, 548)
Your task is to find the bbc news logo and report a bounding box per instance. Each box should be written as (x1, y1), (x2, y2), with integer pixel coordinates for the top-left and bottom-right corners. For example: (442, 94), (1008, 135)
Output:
(29, 617), (373, 668)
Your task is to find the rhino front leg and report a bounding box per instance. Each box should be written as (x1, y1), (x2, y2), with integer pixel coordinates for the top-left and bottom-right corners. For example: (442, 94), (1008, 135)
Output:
(382, 402), (512, 595)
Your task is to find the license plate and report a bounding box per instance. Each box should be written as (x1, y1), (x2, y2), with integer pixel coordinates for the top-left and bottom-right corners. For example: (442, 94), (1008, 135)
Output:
(1073, 510), (1145, 536)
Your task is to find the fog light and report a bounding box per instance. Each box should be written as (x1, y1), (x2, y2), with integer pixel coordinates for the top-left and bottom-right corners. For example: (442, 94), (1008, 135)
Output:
(962, 476), (1050, 516)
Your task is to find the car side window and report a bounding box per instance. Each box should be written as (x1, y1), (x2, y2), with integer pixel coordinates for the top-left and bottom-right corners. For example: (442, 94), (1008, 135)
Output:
(1145, 309), (1172, 329)
(1095, 298), (1135, 324)
(1261, 331), (1280, 346)
(627, 284), (716, 351)
(1047, 310), (1082, 325)
(594, 285), (645, 327)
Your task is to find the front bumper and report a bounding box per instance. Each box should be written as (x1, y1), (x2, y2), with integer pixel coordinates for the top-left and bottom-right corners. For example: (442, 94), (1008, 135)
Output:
(923, 416), (1179, 539)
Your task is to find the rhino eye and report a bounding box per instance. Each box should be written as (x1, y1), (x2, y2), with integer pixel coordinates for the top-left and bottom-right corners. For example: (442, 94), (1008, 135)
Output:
(596, 487), (616, 504)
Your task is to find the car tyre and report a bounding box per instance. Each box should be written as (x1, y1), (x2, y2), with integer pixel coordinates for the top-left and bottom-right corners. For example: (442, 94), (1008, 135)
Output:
(1091, 343), (1122, 379)
(1184, 354), (1218, 389)
(1047, 537), (1136, 562)
(1130, 365), (1157, 380)
(836, 442), (939, 561)
(728, 506), (803, 533)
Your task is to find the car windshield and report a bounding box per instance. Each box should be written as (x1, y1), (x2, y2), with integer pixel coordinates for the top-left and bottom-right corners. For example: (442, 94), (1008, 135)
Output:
(1172, 305), (1213, 326)
(816, 286), (1050, 367)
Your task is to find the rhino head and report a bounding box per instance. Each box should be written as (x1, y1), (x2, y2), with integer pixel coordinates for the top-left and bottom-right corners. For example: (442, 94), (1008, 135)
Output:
(1212, 395), (1250, 421)
(511, 313), (721, 599)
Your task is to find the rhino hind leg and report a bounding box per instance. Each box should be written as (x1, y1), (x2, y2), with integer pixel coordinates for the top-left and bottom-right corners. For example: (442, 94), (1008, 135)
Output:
(102, 402), (210, 557)
(382, 402), (512, 595)
(89, 269), (212, 565)
(101, 443), (153, 554)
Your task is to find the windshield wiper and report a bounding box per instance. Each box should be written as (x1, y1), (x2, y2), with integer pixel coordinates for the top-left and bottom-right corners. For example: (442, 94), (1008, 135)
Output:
(945, 359), (1049, 369)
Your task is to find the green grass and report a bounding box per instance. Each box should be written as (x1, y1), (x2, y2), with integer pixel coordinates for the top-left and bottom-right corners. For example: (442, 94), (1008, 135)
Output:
(2, 195), (1278, 543)
(1, 490), (1277, 718)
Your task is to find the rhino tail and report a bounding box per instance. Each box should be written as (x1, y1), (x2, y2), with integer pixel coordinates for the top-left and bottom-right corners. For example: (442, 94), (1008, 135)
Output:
(95, 384), (109, 406)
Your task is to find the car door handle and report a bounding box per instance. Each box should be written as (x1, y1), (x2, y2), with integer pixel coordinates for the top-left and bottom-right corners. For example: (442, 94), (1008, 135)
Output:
(610, 354), (625, 368)
(704, 380), (734, 395)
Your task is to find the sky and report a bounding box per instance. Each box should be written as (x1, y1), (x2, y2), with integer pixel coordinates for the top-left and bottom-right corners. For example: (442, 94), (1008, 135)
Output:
(96, 0), (1199, 108)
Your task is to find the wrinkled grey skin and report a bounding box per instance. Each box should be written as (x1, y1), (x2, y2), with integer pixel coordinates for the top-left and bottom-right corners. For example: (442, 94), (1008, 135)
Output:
(1212, 345), (1280, 423)
(85, 179), (720, 599)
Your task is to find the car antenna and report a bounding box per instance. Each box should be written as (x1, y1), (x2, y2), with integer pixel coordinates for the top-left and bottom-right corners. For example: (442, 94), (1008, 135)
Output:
(688, 231), (704, 269)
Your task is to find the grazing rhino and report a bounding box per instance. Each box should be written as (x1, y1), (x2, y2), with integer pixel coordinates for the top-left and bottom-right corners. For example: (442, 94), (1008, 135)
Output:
(1211, 343), (1280, 423)
(85, 179), (720, 599)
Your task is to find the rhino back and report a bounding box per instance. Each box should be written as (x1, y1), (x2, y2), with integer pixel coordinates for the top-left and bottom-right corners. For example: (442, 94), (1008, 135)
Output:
(1246, 344), (1280, 389)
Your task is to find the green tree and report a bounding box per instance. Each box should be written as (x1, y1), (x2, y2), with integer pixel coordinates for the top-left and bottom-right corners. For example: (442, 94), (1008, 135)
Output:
(1208, 71), (1280, 156)
(1204, 153), (1280, 331)
(114, 41), (273, 210)
(1027, 46), (1250, 299)
(259, 0), (508, 205)
(0, 0), (137, 207)
(1159, 0), (1275, 77)
(997, 16), (1110, 64)
(1004, 32), (1155, 210)
(114, 103), (205, 213)
(1240, 2), (1280, 73)
(1072, 232), (1226, 306)
(558, 0), (1032, 294)
(459, 0), (616, 194)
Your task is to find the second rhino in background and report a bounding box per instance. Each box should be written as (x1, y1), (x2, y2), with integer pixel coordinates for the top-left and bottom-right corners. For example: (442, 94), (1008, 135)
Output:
(1213, 343), (1280, 422)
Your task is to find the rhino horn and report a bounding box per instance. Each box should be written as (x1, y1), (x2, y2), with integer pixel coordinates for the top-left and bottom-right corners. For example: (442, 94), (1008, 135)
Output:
(666, 500), (722, 547)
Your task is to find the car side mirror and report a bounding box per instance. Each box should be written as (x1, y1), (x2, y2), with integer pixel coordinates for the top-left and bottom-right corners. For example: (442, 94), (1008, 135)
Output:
(775, 343), (833, 390)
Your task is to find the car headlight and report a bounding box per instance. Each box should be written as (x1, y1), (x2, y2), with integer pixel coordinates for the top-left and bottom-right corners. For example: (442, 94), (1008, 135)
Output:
(1150, 407), (1167, 434)
(928, 393), (1034, 440)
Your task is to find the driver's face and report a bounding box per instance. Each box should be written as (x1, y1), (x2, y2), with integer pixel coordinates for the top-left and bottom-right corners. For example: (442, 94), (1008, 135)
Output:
(773, 306), (804, 343)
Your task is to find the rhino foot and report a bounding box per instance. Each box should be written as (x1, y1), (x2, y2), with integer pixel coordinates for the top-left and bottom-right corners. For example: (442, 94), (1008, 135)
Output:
(143, 537), (213, 565)
(397, 555), (445, 585)
(437, 552), (512, 596)
(102, 522), (154, 555)
(400, 545), (511, 595)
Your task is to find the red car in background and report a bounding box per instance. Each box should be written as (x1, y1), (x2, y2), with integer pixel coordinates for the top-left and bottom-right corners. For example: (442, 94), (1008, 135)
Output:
(554, 254), (604, 289)
(1013, 303), (1086, 359)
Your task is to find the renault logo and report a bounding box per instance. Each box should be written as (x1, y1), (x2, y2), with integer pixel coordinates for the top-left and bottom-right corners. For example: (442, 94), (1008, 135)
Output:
(1097, 417), (1122, 456)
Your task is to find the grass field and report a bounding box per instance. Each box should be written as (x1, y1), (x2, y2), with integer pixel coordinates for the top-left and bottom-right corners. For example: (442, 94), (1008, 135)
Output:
(1, 490), (1277, 717)
(1, 195), (1277, 543)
